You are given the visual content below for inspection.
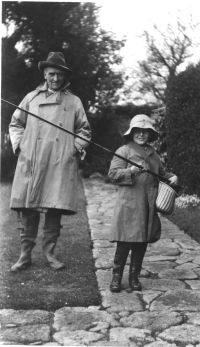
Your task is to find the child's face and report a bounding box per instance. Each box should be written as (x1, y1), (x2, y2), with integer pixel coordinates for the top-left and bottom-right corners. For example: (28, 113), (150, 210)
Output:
(132, 128), (150, 146)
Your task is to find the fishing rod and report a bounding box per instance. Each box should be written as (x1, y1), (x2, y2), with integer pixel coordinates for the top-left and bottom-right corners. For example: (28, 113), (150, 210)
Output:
(2, 97), (173, 185)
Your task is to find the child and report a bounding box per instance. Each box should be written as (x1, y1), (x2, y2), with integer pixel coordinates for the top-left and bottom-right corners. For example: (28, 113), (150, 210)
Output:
(108, 114), (178, 292)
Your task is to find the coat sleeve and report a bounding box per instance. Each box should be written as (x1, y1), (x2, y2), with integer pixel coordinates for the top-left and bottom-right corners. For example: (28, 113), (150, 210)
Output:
(159, 161), (174, 181)
(108, 146), (135, 185)
(74, 99), (91, 151)
(9, 96), (29, 155)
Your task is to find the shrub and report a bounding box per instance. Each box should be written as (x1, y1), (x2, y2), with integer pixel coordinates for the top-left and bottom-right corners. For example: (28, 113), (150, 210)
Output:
(165, 63), (200, 195)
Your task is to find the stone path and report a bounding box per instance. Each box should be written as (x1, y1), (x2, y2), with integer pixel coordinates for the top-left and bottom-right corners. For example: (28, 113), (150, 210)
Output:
(1, 176), (200, 346)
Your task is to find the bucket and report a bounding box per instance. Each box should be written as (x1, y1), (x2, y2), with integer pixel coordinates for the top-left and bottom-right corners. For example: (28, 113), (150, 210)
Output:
(156, 181), (177, 215)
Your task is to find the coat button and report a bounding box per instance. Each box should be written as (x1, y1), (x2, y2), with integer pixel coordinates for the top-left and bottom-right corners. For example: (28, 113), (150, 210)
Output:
(59, 122), (63, 127)
(56, 138), (59, 142)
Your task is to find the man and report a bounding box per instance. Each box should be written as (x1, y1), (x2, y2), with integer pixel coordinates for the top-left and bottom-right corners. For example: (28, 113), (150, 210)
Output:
(9, 52), (91, 272)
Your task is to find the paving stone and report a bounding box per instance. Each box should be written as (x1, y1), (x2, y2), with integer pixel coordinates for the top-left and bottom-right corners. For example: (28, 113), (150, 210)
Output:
(186, 312), (200, 325)
(53, 330), (104, 346)
(101, 290), (144, 312)
(93, 240), (115, 248)
(150, 289), (200, 311)
(144, 255), (177, 262)
(175, 239), (200, 250)
(0, 309), (52, 328)
(146, 241), (180, 257)
(109, 327), (154, 344)
(53, 306), (118, 332)
(0, 325), (50, 344)
(158, 324), (200, 344)
(0, 342), (24, 345)
(141, 278), (185, 292)
(185, 280), (200, 289)
(194, 268), (200, 277)
(192, 256), (200, 265)
(145, 342), (177, 347)
(91, 229), (110, 241)
(158, 268), (198, 280)
(143, 261), (176, 274)
(93, 248), (115, 269)
(142, 291), (164, 306)
(175, 263), (199, 270)
(120, 311), (183, 333)
(96, 269), (112, 290)
(91, 341), (136, 346)
(42, 343), (60, 346)
(175, 251), (200, 264)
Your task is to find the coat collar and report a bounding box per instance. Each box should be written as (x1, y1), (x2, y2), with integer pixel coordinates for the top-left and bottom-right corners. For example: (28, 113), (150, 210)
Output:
(36, 81), (70, 104)
(128, 141), (154, 157)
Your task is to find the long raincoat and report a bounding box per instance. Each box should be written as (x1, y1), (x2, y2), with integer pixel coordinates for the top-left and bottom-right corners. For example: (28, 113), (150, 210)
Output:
(108, 142), (172, 243)
(9, 82), (91, 214)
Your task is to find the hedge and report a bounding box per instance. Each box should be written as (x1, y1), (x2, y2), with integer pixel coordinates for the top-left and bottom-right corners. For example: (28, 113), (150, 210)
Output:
(165, 63), (200, 195)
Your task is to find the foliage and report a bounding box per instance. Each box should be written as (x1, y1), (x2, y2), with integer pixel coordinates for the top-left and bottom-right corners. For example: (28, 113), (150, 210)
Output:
(135, 21), (197, 104)
(168, 205), (200, 243)
(2, 2), (124, 131)
(165, 62), (200, 195)
(175, 194), (200, 208)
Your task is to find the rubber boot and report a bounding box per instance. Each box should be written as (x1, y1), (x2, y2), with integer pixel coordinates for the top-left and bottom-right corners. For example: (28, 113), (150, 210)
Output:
(11, 210), (39, 272)
(43, 240), (65, 270)
(129, 243), (147, 291)
(110, 242), (130, 293)
(42, 211), (65, 270)
(10, 240), (35, 272)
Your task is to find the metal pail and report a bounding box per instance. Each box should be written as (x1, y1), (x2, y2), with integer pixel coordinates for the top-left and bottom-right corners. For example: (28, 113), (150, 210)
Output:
(156, 181), (177, 215)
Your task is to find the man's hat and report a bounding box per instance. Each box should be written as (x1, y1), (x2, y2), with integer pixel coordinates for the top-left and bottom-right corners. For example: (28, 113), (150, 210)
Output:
(38, 52), (72, 73)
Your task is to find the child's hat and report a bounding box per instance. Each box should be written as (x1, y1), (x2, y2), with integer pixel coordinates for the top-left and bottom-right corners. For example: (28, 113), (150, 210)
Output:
(123, 114), (158, 142)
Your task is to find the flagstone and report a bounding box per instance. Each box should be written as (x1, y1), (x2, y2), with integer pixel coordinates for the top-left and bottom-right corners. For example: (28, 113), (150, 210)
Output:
(0, 325), (50, 344)
(143, 261), (176, 275)
(120, 311), (183, 333)
(158, 324), (200, 344)
(186, 312), (200, 325)
(101, 290), (144, 312)
(158, 268), (198, 280)
(53, 330), (104, 346)
(150, 289), (200, 311)
(53, 307), (118, 332)
(0, 309), (52, 328)
(185, 280), (200, 290)
(109, 327), (154, 344)
(141, 278), (185, 292)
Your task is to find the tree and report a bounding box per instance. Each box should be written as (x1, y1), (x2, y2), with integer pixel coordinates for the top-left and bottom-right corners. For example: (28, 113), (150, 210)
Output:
(2, 1), (125, 127)
(135, 20), (199, 104)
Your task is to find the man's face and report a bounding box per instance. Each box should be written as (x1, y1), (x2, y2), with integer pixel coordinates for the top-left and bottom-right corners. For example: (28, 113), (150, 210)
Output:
(44, 67), (65, 91)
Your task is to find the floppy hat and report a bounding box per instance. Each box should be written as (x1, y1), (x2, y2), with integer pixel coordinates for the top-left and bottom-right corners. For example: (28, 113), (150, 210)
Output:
(38, 52), (72, 73)
(123, 114), (158, 142)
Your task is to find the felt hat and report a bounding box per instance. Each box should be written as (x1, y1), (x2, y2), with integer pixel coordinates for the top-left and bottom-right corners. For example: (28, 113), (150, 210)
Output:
(38, 52), (71, 73)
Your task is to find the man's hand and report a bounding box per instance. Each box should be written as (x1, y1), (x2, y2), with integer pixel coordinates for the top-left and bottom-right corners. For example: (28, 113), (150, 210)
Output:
(80, 149), (86, 161)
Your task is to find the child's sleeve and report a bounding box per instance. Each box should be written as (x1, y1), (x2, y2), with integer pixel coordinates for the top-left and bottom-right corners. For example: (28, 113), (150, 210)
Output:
(108, 146), (135, 185)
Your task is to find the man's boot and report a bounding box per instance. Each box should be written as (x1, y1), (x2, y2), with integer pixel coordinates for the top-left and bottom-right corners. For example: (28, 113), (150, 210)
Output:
(110, 242), (130, 293)
(42, 211), (65, 270)
(11, 210), (39, 272)
(129, 243), (147, 291)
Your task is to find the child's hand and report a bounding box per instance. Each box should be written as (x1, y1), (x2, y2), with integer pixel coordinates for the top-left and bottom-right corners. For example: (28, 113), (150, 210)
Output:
(168, 175), (178, 186)
(130, 166), (142, 174)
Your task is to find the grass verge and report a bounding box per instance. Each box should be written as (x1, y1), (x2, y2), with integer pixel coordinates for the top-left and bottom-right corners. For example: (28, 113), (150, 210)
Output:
(167, 205), (200, 243)
(0, 178), (101, 311)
